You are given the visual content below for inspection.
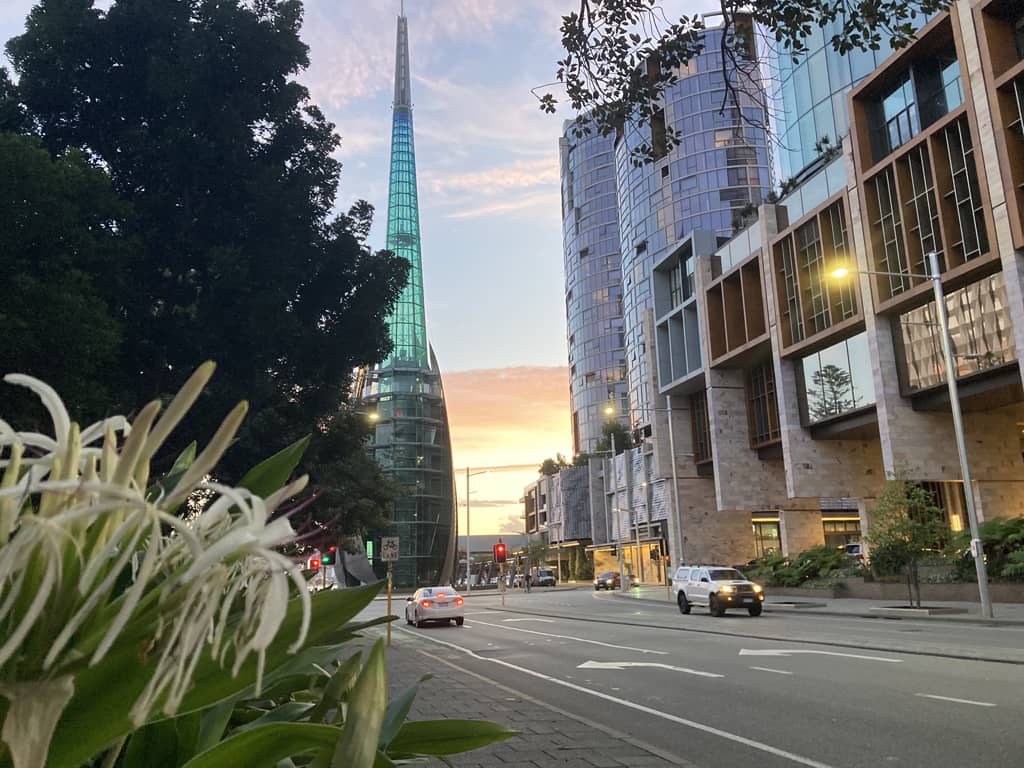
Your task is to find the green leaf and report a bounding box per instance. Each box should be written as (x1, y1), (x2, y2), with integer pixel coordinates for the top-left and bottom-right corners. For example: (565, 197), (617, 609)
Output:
(180, 723), (340, 768)
(196, 699), (237, 755)
(121, 711), (201, 768)
(378, 675), (431, 748)
(238, 435), (310, 498)
(235, 701), (315, 731)
(306, 650), (364, 724)
(330, 640), (387, 768)
(146, 441), (196, 503)
(387, 720), (517, 756)
(47, 584), (382, 768)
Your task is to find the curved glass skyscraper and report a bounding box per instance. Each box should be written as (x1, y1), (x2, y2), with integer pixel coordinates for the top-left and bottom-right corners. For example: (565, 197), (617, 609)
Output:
(561, 124), (627, 455)
(616, 22), (771, 420)
(360, 10), (455, 589)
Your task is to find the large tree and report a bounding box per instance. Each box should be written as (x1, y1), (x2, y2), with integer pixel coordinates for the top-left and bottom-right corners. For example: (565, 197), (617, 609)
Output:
(540, 0), (950, 163)
(4, 0), (408, 489)
(0, 132), (134, 424)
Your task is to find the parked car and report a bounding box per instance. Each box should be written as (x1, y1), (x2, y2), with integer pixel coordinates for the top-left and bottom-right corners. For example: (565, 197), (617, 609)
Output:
(673, 565), (765, 617)
(405, 586), (465, 627)
(593, 571), (621, 590)
(843, 542), (865, 561)
(535, 568), (556, 587)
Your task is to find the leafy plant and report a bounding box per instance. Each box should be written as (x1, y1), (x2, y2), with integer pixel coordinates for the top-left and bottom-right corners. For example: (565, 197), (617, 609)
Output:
(0, 365), (515, 768)
(950, 516), (1024, 582)
(867, 477), (948, 607)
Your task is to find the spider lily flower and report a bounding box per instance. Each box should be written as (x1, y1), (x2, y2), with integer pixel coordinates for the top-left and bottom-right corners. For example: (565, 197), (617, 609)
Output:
(0, 364), (312, 768)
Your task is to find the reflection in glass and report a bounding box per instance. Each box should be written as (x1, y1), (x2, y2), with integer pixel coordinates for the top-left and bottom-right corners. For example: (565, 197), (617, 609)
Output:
(802, 333), (877, 423)
(898, 274), (1015, 391)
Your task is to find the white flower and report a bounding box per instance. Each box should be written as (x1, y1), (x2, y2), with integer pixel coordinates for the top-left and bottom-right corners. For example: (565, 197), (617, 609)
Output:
(0, 364), (313, 767)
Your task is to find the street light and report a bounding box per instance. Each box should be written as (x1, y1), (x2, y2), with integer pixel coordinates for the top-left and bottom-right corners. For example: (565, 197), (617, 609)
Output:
(830, 250), (993, 618)
(463, 468), (489, 596)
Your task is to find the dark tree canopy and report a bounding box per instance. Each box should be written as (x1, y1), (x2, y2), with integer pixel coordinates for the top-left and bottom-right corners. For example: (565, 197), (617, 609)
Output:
(2, 0), (408, 536)
(4, 0), (407, 463)
(541, 0), (951, 162)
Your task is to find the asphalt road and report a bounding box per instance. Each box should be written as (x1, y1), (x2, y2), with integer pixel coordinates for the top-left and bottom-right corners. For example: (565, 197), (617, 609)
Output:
(365, 588), (1024, 768)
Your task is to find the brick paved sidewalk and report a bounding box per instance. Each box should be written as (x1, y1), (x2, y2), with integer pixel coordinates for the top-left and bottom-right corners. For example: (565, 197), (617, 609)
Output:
(353, 631), (693, 768)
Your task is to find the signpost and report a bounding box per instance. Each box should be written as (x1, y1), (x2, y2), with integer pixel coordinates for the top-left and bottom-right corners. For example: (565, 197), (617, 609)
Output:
(381, 537), (399, 646)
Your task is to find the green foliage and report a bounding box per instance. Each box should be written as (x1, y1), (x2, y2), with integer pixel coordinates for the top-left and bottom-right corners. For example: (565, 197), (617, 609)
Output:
(595, 420), (633, 455)
(3, 0), (409, 498)
(745, 546), (861, 588)
(868, 478), (949, 606)
(542, 0), (950, 164)
(539, 453), (571, 476)
(950, 516), (1024, 582)
(0, 132), (134, 426)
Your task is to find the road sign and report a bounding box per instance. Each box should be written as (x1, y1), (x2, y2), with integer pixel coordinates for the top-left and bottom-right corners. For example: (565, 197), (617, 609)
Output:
(381, 536), (400, 561)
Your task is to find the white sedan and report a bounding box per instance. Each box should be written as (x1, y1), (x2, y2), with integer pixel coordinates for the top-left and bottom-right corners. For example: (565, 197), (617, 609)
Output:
(405, 586), (465, 627)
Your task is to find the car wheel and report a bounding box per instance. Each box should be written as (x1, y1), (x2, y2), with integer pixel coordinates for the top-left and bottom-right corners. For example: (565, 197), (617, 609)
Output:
(594, 585), (600, 591)
(406, 612), (413, 625)
(677, 592), (691, 615)
(456, 617), (464, 626)
(415, 613), (425, 628)
(748, 605), (763, 617)
(710, 595), (725, 617)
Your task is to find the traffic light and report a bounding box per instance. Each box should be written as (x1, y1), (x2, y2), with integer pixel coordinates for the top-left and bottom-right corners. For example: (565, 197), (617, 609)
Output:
(321, 546), (337, 565)
(493, 540), (507, 563)
(309, 558), (321, 572)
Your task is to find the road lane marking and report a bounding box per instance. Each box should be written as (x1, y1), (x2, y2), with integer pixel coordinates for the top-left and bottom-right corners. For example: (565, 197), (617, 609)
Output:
(750, 666), (793, 675)
(578, 660), (722, 678)
(469, 618), (667, 655)
(502, 618), (554, 623)
(396, 627), (837, 768)
(739, 649), (902, 663)
(914, 693), (996, 707)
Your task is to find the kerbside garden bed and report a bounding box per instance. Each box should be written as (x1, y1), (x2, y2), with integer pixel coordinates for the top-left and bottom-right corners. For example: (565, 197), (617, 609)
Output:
(768, 579), (1024, 602)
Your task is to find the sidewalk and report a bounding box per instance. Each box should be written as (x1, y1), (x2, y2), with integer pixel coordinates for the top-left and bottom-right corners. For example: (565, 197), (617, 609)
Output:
(615, 584), (1024, 625)
(353, 631), (693, 768)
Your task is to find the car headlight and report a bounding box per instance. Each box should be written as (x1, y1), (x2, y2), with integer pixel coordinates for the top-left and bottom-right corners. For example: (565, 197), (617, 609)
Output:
(719, 585), (735, 593)
(752, 584), (763, 593)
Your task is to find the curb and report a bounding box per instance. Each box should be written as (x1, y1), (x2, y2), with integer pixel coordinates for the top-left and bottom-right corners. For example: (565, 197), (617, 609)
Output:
(609, 591), (1024, 627)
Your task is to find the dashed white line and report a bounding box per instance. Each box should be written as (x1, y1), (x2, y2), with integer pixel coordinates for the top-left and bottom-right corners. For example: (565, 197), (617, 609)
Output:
(396, 627), (837, 768)
(914, 693), (996, 708)
(749, 666), (793, 675)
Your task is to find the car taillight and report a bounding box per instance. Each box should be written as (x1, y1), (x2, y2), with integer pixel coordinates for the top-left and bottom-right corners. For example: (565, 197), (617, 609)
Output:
(420, 600), (432, 608)
(455, 597), (464, 606)
(436, 593), (446, 600)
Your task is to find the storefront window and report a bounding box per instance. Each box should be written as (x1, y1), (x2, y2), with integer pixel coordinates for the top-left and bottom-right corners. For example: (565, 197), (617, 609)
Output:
(752, 518), (780, 558)
(822, 519), (861, 549)
(800, 333), (876, 424)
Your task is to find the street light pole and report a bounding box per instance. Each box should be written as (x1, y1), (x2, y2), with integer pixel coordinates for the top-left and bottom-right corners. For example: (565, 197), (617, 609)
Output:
(831, 255), (993, 617)
(465, 466), (471, 597)
(927, 251), (993, 618)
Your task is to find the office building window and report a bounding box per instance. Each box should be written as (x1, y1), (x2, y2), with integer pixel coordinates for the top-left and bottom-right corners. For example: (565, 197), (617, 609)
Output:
(897, 273), (1015, 392)
(872, 76), (920, 159)
(940, 118), (988, 263)
(870, 168), (911, 296)
(797, 218), (830, 335)
(747, 360), (780, 447)
(826, 202), (857, 320)
(690, 390), (712, 464)
(800, 332), (876, 424)
(901, 144), (942, 268)
(823, 519), (861, 549)
(778, 237), (804, 344)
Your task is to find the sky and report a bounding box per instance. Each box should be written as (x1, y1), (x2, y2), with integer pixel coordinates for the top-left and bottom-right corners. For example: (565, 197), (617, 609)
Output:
(0, 0), (706, 533)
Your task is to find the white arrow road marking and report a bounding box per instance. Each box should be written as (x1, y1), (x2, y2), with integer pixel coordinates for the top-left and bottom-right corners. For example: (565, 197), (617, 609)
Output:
(749, 667), (793, 675)
(915, 693), (996, 707)
(501, 618), (554, 623)
(469, 619), (667, 655)
(396, 627), (836, 768)
(577, 660), (722, 678)
(739, 649), (902, 663)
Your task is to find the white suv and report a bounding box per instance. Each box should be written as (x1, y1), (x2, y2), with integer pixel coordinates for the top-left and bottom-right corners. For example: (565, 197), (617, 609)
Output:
(671, 565), (765, 617)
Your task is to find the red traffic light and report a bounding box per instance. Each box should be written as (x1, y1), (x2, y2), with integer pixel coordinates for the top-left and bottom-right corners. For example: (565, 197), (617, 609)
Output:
(493, 541), (507, 563)
(310, 558), (321, 570)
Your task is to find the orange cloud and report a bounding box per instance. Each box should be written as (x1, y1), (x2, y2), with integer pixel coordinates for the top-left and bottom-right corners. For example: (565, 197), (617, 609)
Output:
(442, 366), (572, 534)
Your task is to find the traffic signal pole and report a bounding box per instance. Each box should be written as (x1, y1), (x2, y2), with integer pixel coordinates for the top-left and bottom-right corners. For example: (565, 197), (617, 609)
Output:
(386, 561), (393, 647)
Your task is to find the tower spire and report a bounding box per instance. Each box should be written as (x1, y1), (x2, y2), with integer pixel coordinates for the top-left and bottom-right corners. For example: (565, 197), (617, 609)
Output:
(393, 10), (411, 108)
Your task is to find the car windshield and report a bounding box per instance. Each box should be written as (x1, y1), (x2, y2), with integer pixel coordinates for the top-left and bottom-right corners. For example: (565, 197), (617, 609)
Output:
(598, 572), (617, 579)
(709, 569), (745, 581)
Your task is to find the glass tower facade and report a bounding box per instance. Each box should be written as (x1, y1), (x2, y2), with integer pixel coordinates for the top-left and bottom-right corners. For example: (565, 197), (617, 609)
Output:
(360, 12), (455, 589)
(770, 24), (907, 180)
(561, 124), (627, 455)
(617, 24), (771, 420)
